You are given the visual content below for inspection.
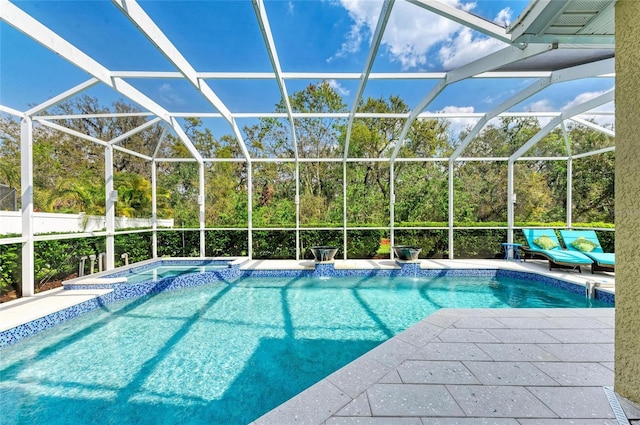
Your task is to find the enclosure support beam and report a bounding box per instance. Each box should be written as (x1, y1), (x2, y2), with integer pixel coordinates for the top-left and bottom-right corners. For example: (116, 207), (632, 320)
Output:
(295, 162), (300, 261)
(566, 158), (573, 228)
(561, 121), (573, 229)
(20, 116), (34, 297)
(105, 145), (116, 270)
(343, 0), (394, 159)
(151, 160), (158, 258)
(391, 43), (554, 163)
(450, 57), (614, 160)
(247, 163), (253, 259)
(25, 78), (99, 117)
(343, 162), (348, 260)
(507, 161), (515, 247)
(447, 161), (454, 259)
(252, 0), (299, 162)
(570, 117), (615, 137)
(510, 90), (614, 162)
(199, 163), (206, 257)
(389, 164), (395, 259)
(2, 0), (204, 163)
(406, 0), (512, 44)
(112, 0), (247, 163)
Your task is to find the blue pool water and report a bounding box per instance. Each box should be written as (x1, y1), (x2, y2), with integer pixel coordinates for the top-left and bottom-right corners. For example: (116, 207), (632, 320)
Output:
(0, 274), (610, 425)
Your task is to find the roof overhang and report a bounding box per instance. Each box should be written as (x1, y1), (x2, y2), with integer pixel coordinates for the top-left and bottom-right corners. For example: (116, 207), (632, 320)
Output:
(507, 0), (616, 45)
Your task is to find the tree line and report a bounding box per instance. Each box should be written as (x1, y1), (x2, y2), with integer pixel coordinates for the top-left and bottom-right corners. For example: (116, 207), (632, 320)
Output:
(0, 81), (615, 229)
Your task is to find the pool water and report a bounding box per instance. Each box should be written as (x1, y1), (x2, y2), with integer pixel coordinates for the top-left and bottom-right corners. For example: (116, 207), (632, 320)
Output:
(0, 274), (610, 425)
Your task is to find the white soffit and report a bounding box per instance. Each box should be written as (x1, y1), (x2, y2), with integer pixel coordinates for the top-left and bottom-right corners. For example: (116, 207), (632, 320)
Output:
(495, 47), (614, 72)
(507, 0), (616, 45)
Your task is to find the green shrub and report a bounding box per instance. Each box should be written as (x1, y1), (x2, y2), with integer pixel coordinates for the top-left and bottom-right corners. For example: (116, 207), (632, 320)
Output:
(157, 230), (200, 257)
(252, 230), (296, 259)
(205, 230), (247, 257)
(347, 230), (382, 258)
(394, 230), (448, 259)
(115, 233), (153, 265)
(453, 229), (508, 258)
(0, 243), (20, 296)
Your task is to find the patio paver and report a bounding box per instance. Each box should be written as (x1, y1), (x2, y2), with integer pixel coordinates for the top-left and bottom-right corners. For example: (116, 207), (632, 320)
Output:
(253, 306), (638, 424)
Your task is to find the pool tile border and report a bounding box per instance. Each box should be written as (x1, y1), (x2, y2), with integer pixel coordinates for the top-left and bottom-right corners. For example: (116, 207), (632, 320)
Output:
(0, 295), (113, 346)
(0, 260), (613, 348)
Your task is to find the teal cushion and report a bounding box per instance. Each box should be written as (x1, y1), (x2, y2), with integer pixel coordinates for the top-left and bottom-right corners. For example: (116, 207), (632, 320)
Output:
(570, 236), (599, 253)
(533, 235), (559, 250)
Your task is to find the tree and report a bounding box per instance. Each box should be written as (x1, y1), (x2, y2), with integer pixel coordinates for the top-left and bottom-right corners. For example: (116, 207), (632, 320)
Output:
(156, 118), (249, 227)
(115, 172), (171, 218)
(52, 96), (163, 175)
(454, 117), (557, 222)
(1, 93), (616, 235)
(567, 122), (615, 222)
(0, 115), (20, 191)
(244, 81), (347, 226)
(347, 96), (452, 225)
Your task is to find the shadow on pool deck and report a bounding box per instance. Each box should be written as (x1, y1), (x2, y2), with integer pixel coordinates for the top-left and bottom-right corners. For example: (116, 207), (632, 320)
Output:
(252, 307), (640, 425)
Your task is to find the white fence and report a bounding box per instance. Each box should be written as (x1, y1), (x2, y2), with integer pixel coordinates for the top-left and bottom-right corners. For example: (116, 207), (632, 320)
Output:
(0, 212), (174, 235)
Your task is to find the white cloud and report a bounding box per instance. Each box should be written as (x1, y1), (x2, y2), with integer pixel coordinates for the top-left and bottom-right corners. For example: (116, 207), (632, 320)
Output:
(562, 90), (615, 127)
(440, 105), (475, 114)
(327, 79), (350, 96)
(493, 7), (512, 26)
(522, 90), (614, 118)
(329, 0), (380, 62)
(438, 27), (505, 70)
(158, 83), (185, 107)
(527, 99), (554, 112)
(437, 105), (477, 135)
(332, 0), (509, 71)
(561, 90), (610, 111)
(482, 93), (503, 105)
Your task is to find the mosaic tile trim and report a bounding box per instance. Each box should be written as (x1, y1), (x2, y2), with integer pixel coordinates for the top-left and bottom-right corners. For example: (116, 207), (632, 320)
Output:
(65, 267), (243, 300)
(1, 263), (242, 348)
(0, 295), (115, 347)
(495, 268), (614, 303)
(242, 269), (314, 278)
(105, 259), (233, 279)
(315, 264), (499, 278)
(595, 290), (615, 304)
(0, 261), (613, 348)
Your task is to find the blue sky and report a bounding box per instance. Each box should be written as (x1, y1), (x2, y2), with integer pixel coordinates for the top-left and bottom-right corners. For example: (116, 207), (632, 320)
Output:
(1, 0), (615, 139)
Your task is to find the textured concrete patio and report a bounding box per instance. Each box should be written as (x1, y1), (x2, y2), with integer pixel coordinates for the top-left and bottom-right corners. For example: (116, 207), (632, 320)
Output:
(253, 307), (640, 425)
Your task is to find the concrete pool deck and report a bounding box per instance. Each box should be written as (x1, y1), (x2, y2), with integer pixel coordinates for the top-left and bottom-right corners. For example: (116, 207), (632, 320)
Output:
(2, 259), (636, 424)
(253, 307), (640, 424)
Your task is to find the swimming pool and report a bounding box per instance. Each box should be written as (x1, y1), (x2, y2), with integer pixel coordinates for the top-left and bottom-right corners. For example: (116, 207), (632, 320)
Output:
(0, 272), (611, 425)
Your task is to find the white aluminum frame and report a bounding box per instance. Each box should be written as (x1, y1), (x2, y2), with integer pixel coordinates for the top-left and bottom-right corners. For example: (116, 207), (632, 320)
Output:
(0, 0), (616, 295)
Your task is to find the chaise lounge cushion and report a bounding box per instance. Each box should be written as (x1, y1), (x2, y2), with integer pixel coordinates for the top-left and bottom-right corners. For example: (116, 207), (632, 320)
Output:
(522, 229), (593, 270)
(533, 235), (559, 250)
(558, 229), (615, 273)
(570, 236), (599, 253)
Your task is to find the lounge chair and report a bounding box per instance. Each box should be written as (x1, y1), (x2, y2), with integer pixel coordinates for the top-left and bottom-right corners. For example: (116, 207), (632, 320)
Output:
(559, 229), (615, 274)
(521, 229), (593, 273)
